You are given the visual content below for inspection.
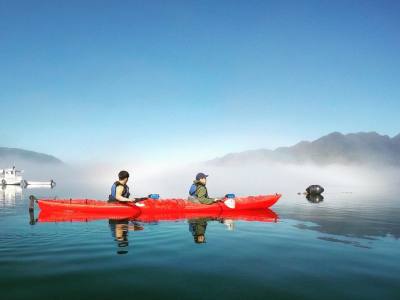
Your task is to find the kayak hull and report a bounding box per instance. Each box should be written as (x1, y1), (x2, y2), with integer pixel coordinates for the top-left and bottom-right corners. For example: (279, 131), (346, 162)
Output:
(37, 194), (281, 217)
(37, 199), (141, 216)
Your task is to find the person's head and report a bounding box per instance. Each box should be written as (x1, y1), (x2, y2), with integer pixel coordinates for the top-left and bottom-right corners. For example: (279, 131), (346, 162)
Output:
(195, 172), (208, 185)
(118, 170), (130, 184)
(194, 234), (206, 244)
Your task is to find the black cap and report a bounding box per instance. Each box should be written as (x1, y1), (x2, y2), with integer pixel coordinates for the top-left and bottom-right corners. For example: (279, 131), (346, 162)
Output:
(195, 173), (208, 180)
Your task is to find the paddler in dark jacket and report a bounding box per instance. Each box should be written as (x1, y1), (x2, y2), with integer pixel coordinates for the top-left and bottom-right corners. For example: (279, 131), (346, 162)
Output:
(188, 173), (221, 205)
(109, 170), (134, 202)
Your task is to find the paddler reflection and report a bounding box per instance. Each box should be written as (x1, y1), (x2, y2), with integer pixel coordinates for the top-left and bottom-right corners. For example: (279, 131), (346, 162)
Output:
(189, 217), (235, 244)
(189, 218), (210, 244)
(109, 219), (143, 254)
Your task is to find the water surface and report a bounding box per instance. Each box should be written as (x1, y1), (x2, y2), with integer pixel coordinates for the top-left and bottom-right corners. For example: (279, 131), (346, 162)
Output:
(0, 184), (399, 300)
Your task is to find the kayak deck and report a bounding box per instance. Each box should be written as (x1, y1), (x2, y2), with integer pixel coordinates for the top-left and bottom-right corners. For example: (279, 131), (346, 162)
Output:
(137, 194), (281, 212)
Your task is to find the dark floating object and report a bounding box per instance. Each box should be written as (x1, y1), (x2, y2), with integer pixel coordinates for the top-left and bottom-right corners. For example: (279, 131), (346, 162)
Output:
(306, 185), (325, 195)
(306, 194), (324, 203)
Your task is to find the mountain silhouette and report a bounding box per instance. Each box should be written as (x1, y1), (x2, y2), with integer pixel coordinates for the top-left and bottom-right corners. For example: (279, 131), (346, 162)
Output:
(0, 147), (62, 166)
(210, 132), (400, 166)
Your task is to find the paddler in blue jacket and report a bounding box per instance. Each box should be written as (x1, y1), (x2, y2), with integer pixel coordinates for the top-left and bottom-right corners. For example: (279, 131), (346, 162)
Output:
(109, 170), (134, 202)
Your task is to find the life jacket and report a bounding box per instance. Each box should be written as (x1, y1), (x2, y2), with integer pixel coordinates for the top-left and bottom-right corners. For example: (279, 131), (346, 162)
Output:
(109, 181), (130, 201)
(188, 182), (208, 198)
(189, 183), (198, 197)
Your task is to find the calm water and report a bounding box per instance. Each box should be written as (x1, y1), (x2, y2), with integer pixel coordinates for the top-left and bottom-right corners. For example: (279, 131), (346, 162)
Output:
(0, 184), (399, 300)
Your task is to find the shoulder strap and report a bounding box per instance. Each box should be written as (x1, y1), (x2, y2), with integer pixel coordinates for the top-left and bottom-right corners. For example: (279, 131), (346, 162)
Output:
(200, 184), (208, 198)
(194, 183), (204, 197)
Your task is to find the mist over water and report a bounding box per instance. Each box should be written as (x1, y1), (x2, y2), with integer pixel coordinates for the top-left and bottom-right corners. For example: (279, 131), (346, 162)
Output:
(13, 160), (400, 199)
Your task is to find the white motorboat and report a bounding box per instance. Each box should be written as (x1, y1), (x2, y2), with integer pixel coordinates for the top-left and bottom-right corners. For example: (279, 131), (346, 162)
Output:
(0, 167), (24, 185)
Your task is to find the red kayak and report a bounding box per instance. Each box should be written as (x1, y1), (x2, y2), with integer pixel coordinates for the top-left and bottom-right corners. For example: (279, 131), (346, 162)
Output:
(38, 208), (279, 223)
(37, 194), (281, 216)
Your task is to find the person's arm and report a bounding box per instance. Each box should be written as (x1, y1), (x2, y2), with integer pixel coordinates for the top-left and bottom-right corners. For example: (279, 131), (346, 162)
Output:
(196, 186), (216, 205)
(115, 185), (131, 202)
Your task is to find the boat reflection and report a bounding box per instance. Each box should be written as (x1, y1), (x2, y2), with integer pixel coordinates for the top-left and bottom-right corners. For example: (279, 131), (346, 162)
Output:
(0, 185), (23, 207)
(0, 184), (55, 209)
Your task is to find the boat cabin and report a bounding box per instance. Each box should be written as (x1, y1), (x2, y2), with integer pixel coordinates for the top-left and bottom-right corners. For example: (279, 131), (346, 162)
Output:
(0, 167), (24, 185)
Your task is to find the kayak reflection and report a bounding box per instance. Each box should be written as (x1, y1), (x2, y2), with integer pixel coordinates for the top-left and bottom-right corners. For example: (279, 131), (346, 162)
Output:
(37, 209), (278, 250)
(38, 209), (279, 224)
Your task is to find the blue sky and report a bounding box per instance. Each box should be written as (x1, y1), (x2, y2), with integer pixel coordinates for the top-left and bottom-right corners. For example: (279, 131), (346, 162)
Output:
(1, 0), (399, 163)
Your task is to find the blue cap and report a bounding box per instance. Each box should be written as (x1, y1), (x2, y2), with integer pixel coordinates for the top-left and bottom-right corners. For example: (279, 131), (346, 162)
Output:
(196, 173), (208, 180)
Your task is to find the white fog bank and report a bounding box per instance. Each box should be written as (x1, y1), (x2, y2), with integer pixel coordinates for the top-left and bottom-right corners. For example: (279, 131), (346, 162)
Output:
(8, 161), (400, 199)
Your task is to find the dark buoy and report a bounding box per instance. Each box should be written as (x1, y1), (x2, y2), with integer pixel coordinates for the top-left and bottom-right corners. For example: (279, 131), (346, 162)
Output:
(306, 185), (324, 196)
(306, 194), (324, 203)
